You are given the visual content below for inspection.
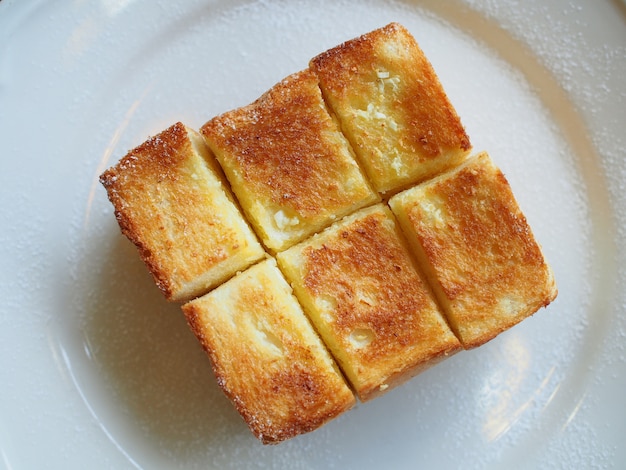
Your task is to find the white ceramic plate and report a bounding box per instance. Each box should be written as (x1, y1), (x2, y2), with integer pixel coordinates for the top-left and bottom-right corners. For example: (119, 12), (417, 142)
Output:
(1, 0), (624, 468)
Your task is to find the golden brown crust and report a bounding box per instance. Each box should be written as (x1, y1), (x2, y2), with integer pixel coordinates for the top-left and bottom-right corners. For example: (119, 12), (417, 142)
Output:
(390, 152), (558, 348)
(182, 260), (355, 444)
(310, 23), (471, 193)
(99, 122), (264, 301)
(201, 69), (378, 252)
(98, 23), (560, 444)
(204, 70), (340, 217)
(277, 205), (461, 401)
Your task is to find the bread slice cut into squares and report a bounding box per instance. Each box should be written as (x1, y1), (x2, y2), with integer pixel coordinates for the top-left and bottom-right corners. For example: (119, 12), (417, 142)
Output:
(182, 258), (355, 444)
(310, 22), (471, 195)
(277, 204), (461, 402)
(99, 122), (265, 302)
(389, 151), (558, 349)
(201, 69), (379, 253)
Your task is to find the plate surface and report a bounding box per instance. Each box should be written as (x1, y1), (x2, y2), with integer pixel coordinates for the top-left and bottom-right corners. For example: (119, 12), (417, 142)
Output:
(1, 0), (625, 468)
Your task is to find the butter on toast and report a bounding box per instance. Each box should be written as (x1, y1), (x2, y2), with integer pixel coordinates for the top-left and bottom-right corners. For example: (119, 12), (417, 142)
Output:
(389, 152), (557, 348)
(201, 69), (379, 253)
(182, 258), (355, 444)
(310, 22), (471, 195)
(277, 204), (461, 401)
(99, 23), (560, 444)
(99, 122), (265, 302)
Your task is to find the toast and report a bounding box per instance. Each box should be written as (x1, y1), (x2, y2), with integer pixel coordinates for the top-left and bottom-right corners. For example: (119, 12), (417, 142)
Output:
(201, 69), (379, 253)
(277, 204), (461, 401)
(389, 152), (558, 348)
(310, 23), (471, 194)
(100, 23), (558, 444)
(99, 122), (265, 302)
(182, 258), (356, 444)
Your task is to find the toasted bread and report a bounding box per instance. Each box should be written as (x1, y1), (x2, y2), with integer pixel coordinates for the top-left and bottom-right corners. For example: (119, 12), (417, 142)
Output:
(277, 204), (461, 401)
(201, 69), (379, 253)
(182, 258), (355, 444)
(310, 23), (471, 194)
(99, 23), (559, 444)
(389, 152), (558, 348)
(99, 122), (265, 302)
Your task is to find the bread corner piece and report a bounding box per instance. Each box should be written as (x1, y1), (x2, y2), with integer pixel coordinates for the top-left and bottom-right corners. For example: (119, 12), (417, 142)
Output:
(277, 204), (461, 402)
(389, 151), (558, 349)
(310, 22), (471, 195)
(99, 122), (265, 302)
(182, 258), (355, 444)
(200, 69), (379, 254)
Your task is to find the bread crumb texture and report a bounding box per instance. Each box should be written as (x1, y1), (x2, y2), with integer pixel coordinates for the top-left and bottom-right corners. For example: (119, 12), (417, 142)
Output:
(100, 23), (557, 443)
(310, 22), (471, 194)
(201, 69), (378, 252)
(182, 259), (355, 444)
(277, 205), (461, 401)
(99, 122), (264, 301)
(389, 152), (558, 348)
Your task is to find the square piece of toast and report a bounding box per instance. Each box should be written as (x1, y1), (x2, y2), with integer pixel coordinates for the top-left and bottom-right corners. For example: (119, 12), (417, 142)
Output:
(310, 23), (471, 194)
(389, 152), (558, 348)
(99, 23), (559, 445)
(277, 204), (461, 401)
(201, 69), (379, 253)
(100, 122), (265, 302)
(182, 258), (355, 444)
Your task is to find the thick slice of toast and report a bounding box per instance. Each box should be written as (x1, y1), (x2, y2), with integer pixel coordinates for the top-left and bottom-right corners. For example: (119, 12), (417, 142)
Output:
(182, 258), (355, 444)
(310, 23), (471, 195)
(389, 152), (558, 348)
(99, 23), (559, 444)
(99, 122), (265, 302)
(277, 204), (461, 401)
(201, 69), (379, 253)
